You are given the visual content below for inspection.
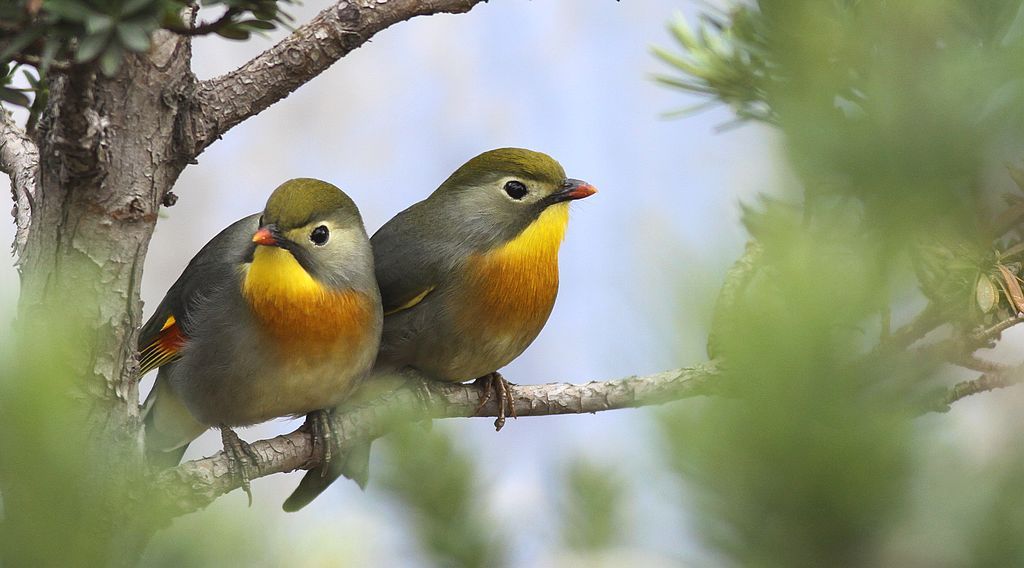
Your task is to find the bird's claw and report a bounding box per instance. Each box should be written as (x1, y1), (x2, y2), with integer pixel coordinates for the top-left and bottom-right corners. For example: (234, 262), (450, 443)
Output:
(473, 371), (517, 431)
(303, 409), (336, 477)
(407, 375), (436, 411)
(401, 373), (437, 431)
(220, 426), (259, 506)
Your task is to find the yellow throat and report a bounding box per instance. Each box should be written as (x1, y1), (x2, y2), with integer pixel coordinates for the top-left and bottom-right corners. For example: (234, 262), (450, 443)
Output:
(461, 202), (570, 332)
(242, 246), (372, 351)
(491, 201), (570, 261)
(243, 245), (324, 302)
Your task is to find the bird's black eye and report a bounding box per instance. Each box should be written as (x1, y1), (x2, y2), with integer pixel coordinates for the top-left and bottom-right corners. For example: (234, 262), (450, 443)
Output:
(504, 180), (528, 200)
(258, 215), (264, 226)
(310, 225), (330, 246)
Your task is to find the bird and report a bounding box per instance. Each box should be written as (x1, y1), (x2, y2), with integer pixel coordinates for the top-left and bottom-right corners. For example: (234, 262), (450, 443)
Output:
(138, 178), (382, 500)
(283, 148), (596, 511)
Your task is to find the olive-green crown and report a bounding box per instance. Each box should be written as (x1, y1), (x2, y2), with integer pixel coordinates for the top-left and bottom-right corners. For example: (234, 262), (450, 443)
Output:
(439, 148), (566, 190)
(264, 178), (358, 229)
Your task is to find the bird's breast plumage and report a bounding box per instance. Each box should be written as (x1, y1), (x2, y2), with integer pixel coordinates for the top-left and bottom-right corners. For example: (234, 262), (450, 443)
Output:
(242, 246), (377, 359)
(457, 203), (569, 341)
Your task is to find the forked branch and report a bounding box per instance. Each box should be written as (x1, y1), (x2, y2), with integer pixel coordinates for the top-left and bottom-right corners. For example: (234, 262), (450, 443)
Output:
(189, 0), (487, 156)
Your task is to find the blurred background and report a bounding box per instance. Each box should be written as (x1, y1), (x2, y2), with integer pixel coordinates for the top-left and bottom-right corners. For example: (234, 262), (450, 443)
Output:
(6, 0), (1024, 566)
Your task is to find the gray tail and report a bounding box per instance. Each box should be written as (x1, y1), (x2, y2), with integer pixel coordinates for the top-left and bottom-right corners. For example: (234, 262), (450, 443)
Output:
(282, 441), (371, 512)
(282, 370), (409, 511)
(143, 405), (190, 468)
(141, 377), (196, 468)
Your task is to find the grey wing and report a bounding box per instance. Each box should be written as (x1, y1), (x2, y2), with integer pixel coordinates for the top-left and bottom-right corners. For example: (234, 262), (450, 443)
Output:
(138, 213), (259, 361)
(371, 206), (450, 316)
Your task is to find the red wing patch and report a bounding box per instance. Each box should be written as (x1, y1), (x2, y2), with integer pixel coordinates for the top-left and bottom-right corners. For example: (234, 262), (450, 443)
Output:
(138, 315), (187, 376)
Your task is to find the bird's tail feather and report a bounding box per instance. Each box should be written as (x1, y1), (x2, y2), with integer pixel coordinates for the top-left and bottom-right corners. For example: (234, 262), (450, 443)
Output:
(282, 370), (407, 511)
(282, 442), (370, 512)
(142, 376), (203, 468)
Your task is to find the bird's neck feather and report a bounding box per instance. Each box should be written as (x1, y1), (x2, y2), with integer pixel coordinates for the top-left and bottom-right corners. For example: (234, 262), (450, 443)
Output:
(244, 246), (324, 299)
(242, 246), (372, 350)
(461, 203), (569, 334)
(492, 202), (570, 261)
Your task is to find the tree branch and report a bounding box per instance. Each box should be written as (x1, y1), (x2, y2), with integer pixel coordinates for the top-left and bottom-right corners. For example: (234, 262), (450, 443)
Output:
(880, 302), (944, 352)
(187, 0), (487, 156)
(973, 314), (1024, 346)
(0, 108), (38, 263)
(154, 363), (722, 517)
(151, 337), (1024, 519)
(930, 363), (1024, 413)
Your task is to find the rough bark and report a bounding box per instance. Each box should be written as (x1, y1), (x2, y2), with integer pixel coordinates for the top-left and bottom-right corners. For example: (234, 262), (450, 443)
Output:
(0, 109), (39, 261)
(5, 29), (197, 566)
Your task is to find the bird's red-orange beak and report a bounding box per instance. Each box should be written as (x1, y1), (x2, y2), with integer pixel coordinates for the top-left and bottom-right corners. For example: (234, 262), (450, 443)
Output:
(556, 178), (598, 202)
(252, 226), (279, 246)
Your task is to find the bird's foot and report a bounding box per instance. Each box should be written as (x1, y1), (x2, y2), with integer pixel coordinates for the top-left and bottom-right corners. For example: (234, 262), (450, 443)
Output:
(473, 371), (517, 431)
(406, 374), (437, 411)
(405, 376), (436, 431)
(220, 426), (260, 506)
(302, 409), (336, 477)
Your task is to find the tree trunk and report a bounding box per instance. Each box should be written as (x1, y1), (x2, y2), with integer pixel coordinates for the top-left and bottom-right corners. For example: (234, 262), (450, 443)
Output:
(2, 30), (194, 567)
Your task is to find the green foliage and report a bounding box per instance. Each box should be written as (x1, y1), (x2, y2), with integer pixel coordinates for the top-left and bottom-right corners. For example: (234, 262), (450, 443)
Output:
(0, 62), (31, 106)
(378, 423), (507, 568)
(559, 459), (625, 552)
(141, 503), (299, 567)
(655, 1), (1024, 566)
(656, 0), (1024, 232)
(0, 0), (294, 90)
(661, 209), (917, 565)
(0, 305), (136, 566)
(653, 9), (774, 122)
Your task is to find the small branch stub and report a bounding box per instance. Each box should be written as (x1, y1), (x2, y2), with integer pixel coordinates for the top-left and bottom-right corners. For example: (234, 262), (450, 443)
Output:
(0, 109), (40, 262)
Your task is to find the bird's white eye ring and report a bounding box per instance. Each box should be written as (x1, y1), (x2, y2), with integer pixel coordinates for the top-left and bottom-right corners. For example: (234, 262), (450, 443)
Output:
(310, 225), (330, 246)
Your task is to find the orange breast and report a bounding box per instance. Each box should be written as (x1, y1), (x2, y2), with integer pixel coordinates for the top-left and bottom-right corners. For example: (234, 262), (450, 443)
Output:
(246, 288), (376, 354)
(458, 203), (568, 335)
(242, 246), (375, 359)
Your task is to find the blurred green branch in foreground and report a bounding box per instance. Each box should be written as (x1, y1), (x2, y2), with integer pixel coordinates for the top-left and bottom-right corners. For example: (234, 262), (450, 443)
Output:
(651, 1), (1024, 566)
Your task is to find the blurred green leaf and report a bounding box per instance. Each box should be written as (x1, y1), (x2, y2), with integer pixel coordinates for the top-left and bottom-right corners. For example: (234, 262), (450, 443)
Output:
(238, 19), (275, 31)
(83, 13), (113, 35)
(0, 86), (30, 106)
(560, 459), (625, 552)
(379, 424), (506, 568)
(123, 0), (158, 18)
(42, 0), (95, 21)
(97, 41), (123, 76)
(117, 23), (151, 52)
(0, 25), (46, 63)
(215, 23), (250, 40)
(74, 30), (111, 62)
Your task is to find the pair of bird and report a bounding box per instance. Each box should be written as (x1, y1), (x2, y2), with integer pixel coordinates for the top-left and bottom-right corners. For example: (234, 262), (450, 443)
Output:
(138, 148), (596, 511)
